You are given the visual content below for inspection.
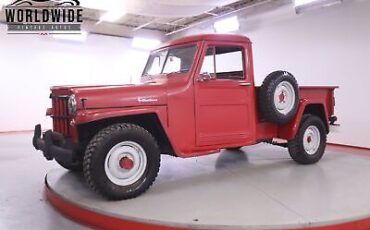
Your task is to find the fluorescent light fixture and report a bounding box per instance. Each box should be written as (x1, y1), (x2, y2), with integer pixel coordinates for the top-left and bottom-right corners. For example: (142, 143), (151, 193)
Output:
(214, 16), (240, 33)
(295, 0), (342, 14)
(99, 10), (125, 23)
(132, 37), (161, 50)
(295, 0), (320, 6)
(53, 31), (88, 42)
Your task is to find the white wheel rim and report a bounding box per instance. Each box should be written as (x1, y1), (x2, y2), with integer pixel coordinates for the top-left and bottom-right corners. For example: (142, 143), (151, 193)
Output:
(303, 125), (321, 155)
(104, 141), (147, 186)
(274, 81), (296, 115)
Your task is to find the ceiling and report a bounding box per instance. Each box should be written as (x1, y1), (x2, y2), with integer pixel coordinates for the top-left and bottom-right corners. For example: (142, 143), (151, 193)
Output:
(82, 0), (272, 37)
(0, 0), (280, 39)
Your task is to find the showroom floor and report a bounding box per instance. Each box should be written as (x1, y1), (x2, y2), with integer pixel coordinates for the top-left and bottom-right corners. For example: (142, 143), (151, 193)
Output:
(0, 133), (87, 230)
(1, 133), (370, 229)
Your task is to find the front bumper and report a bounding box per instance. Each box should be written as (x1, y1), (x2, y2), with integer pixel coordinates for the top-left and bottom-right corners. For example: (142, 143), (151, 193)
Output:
(32, 124), (78, 163)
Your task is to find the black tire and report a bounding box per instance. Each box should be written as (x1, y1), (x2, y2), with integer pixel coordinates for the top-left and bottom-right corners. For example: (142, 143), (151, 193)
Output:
(83, 123), (160, 200)
(55, 158), (82, 171)
(259, 71), (299, 124)
(288, 115), (327, 164)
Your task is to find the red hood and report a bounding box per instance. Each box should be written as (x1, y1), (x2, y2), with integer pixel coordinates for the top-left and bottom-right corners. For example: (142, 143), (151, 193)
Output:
(51, 80), (167, 109)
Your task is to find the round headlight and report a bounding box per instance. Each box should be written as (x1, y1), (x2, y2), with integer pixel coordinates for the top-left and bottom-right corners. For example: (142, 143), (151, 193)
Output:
(68, 94), (77, 115)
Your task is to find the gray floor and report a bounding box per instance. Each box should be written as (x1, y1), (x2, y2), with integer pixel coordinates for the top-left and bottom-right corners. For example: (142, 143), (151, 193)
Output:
(0, 133), (88, 230)
(2, 133), (370, 230)
(48, 139), (370, 229)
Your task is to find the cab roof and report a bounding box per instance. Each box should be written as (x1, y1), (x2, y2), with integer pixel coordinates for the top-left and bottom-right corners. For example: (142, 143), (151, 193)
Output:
(159, 34), (251, 50)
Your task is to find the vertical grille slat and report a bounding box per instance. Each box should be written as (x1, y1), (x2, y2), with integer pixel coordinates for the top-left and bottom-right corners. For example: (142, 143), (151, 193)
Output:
(63, 99), (68, 134)
(61, 99), (65, 134)
(51, 95), (71, 137)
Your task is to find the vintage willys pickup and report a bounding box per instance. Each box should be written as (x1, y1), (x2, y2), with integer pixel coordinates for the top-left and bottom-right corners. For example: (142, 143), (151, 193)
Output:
(33, 34), (338, 200)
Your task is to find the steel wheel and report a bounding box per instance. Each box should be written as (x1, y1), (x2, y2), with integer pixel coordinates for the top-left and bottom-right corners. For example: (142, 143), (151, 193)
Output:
(274, 81), (296, 115)
(104, 141), (147, 186)
(303, 125), (321, 155)
(288, 115), (327, 165)
(83, 123), (160, 200)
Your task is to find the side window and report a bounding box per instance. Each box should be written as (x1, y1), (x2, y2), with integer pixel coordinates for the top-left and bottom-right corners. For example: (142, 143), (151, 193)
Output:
(215, 47), (244, 80)
(200, 46), (245, 80)
(200, 47), (215, 74)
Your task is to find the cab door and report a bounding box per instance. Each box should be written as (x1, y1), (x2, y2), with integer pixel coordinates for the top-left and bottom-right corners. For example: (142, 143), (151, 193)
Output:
(194, 44), (255, 146)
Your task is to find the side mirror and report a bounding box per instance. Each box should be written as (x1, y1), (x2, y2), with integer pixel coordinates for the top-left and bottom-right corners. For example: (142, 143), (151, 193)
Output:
(197, 72), (216, 82)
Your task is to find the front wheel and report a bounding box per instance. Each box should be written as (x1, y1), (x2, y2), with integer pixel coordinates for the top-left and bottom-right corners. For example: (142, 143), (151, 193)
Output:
(288, 115), (327, 164)
(55, 157), (82, 171)
(83, 123), (160, 200)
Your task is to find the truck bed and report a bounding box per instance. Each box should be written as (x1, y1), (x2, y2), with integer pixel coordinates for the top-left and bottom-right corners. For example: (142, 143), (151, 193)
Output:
(256, 86), (338, 141)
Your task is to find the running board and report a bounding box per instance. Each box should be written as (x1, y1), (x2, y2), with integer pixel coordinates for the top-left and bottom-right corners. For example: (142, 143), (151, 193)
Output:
(263, 140), (288, 148)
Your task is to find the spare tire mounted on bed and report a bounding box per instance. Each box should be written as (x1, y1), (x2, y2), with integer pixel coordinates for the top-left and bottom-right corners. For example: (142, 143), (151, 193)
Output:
(259, 71), (300, 124)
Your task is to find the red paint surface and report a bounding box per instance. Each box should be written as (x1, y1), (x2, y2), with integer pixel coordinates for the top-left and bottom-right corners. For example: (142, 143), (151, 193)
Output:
(45, 186), (191, 230)
(120, 157), (134, 170)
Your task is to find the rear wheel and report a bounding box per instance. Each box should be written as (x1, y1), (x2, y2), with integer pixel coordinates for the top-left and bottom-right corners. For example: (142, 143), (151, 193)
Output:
(288, 115), (327, 164)
(83, 123), (160, 200)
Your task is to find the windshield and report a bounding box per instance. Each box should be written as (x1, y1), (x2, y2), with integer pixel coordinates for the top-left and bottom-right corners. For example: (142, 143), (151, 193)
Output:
(142, 45), (197, 77)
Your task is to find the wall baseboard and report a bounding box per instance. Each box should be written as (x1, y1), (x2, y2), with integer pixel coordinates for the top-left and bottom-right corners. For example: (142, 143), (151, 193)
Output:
(0, 130), (34, 135)
(327, 143), (370, 151)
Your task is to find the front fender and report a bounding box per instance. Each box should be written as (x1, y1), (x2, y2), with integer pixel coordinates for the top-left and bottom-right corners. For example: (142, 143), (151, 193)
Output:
(74, 106), (183, 156)
(75, 106), (168, 127)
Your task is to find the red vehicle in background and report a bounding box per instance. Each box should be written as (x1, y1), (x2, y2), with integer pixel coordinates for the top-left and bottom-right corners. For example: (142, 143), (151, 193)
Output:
(33, 34), (338, 200)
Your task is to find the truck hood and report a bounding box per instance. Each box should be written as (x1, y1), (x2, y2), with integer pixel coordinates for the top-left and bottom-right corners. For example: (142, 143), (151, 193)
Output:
(52, 81), (167, 109)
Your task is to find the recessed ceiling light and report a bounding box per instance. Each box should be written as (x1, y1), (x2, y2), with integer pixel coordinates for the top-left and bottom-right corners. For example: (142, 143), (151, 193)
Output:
(132, 37), (161, 50)
(214, 16), (240, 33)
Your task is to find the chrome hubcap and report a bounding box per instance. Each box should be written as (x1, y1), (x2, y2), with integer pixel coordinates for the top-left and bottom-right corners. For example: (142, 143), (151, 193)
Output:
(303, 126), (320, 155)
(104, 141), (147, 186)
(274, 81), (295, 115)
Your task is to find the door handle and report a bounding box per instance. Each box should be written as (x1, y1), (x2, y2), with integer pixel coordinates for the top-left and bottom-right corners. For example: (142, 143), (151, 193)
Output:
(239, 82), (252, 86)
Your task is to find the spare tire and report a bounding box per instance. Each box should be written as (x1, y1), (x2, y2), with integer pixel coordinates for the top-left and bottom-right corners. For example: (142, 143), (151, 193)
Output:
(259, 71), (299, 124)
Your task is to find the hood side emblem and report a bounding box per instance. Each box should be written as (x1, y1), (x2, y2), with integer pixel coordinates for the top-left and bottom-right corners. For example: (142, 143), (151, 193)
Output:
(137, 97), (158, 103)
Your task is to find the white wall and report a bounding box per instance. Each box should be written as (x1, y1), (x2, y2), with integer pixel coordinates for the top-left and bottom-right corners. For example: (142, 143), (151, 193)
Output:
(0, 25), (148, 131)
(175, 0), (370, 148)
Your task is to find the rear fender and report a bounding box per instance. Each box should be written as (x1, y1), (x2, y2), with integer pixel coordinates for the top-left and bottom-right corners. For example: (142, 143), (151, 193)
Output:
(278, 100), (329, 140)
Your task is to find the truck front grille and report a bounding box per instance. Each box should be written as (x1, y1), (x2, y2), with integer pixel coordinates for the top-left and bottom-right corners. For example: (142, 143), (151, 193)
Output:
(51, 95), (71, 137)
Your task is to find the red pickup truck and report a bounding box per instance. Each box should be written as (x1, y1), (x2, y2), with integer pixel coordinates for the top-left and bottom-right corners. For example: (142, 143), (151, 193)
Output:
(33, 34), (337, 200)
